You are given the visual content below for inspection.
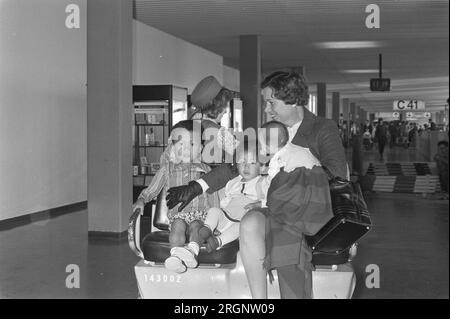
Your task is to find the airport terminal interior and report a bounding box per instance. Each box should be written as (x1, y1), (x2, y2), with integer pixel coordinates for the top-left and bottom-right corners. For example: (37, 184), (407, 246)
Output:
(0, 0), (448, 299)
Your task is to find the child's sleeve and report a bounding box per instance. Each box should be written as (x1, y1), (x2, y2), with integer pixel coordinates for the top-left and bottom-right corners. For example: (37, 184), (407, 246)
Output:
(207, 189), (221, 209)
(218, 178), (234, 208)
(257, 176), (271, 208)
(137, 166), (168, 204)
(159, 145), (172, 166)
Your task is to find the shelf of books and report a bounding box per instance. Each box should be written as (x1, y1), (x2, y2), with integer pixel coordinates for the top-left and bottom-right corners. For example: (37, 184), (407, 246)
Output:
(132, 85), (188, 188)
(133, 102), (169, 187)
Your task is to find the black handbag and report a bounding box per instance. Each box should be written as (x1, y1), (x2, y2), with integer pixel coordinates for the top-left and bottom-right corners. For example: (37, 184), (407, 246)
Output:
(305, 167), (372, 254)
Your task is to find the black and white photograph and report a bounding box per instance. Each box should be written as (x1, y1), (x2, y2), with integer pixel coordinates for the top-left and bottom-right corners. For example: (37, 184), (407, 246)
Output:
(0, 0), (448, 305)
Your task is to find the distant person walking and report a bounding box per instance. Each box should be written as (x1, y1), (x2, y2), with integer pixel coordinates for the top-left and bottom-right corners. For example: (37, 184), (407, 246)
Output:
(375, 119), (388, 161)
(434, 141), (449, 199)
(388, 122), (396, 147)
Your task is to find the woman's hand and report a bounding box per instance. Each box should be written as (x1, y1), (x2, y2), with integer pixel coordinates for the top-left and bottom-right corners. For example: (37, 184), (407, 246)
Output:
(244, 201), (262, 212)
(132, 198), (145, 214)
(166, 181), (203, 211)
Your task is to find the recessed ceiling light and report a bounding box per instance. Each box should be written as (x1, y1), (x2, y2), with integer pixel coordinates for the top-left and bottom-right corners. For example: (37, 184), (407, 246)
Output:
(314, 41), (384, 49)
(341, 69), (388, 74)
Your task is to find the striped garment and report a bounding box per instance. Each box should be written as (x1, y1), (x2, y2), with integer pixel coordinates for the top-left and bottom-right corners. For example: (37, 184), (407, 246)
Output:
(138, 162), (219, 222)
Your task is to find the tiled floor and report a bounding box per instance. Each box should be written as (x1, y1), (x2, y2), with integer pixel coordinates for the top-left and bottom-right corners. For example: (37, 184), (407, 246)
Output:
(352, 193), (448, 299)
(347, 143), (434, 175)
(0, 207), (140, 299)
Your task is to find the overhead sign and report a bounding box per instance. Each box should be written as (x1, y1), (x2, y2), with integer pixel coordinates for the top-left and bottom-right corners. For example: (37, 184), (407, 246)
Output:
(406, 112), (431, 119)
(393, 100), (425, 111)
(376, 112), (398, 119)
(370, 78), (391, 92)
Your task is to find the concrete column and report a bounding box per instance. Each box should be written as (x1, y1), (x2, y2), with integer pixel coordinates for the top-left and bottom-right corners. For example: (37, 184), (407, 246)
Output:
(240, 35), (261, 130)
(439, 111), (445, 124)
(316, 83), (327, 118)
(331, 92), (340, 125)
(358, 107), (365, 124)
(369, 113), (375, 123)
(352, 104), (363, 175)
(342, 98), (350, 123)
(87, 0), (133, 234)
(350, 102), (356, 122)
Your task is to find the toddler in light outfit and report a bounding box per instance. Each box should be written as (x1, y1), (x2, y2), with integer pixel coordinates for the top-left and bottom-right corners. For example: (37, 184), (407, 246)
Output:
(198, 146), (269, 252)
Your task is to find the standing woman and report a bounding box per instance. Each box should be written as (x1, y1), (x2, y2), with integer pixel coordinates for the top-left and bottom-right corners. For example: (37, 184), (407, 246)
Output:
(189, 76), (236, 163)
(165, 71), (348, 299)
(160, 76), (236, 166)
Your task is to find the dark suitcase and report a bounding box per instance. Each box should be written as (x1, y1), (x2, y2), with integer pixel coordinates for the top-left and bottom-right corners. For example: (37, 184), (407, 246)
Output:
(305, 176), (372, 254)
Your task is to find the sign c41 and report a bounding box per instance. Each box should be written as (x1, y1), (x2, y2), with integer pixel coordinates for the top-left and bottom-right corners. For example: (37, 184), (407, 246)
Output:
(393, 100), (425, 111)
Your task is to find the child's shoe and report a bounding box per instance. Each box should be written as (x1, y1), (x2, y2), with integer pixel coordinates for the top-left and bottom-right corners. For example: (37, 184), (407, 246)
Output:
(164, 255), (187, 273)
(198, 226), (213, 242)
(205, 236), (221, 253)
(199, 226), (221, 253)
(171, 245), (198, 268)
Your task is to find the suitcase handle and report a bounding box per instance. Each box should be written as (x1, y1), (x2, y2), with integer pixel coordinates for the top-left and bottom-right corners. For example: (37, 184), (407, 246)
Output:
(323, 166), (366, 218)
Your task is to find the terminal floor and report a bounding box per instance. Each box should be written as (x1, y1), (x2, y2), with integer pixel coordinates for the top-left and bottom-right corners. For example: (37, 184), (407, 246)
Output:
(0, 191), (448, 299)
(346, 144), (435, 175)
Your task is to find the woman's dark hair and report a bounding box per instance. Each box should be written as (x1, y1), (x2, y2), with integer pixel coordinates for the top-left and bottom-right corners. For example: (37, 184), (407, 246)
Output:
(261, 71), (309, 106)
(202, 87), (234, 120)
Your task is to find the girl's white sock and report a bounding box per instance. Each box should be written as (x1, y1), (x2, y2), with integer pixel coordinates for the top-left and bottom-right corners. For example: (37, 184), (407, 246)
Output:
(187, 241), (200, 255)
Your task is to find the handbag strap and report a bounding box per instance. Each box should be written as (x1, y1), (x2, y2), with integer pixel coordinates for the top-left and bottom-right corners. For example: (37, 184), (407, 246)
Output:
(323, 166), (363, 217)
(322, 166), (338, 181)
(322, 165), (351, 183)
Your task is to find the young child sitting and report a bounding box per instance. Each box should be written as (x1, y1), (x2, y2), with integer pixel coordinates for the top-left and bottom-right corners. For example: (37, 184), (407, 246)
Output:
(198, 146), (269, 252)
(132, 120), (219, 273)
(260, 120), (322, 179)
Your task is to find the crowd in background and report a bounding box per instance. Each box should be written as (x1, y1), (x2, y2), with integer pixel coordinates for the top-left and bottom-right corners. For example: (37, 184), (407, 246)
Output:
(338, 118), (448, 151)
(337, 117), (449, 197)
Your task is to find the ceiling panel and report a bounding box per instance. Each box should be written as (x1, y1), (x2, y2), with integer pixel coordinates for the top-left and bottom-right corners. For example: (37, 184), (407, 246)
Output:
(134, 0), (449, 111)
